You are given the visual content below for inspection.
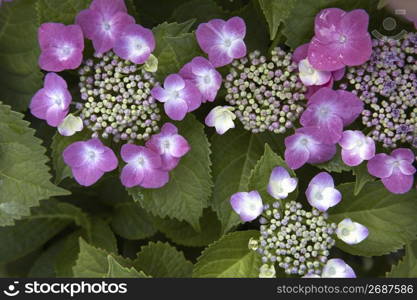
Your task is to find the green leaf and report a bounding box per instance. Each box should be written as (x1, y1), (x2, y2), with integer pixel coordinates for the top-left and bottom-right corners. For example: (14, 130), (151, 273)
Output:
(193, 230), (261, 278)
(152, 20), (202, 80)
(248, 144), (297, 205)
(315, 150), (352, 173)
(0, 103), (70, 226)
(133, 242), (193, 277)
(171, 0), (227, 25)
(133, 0), (190, 28)
(128, 115), (212, 231)
(153, 208), (222, 247)
(211, 130), (268, 233)
(258, 0), (298, 40)
(353, 163), (375, 196)
(88, 217), (118, 253)
(111, 202), (157, 240)
(386, 241), (417, 278)
(106, 256), (148, 278)
(0, 0), (43, 111)
(329, 182), (417, 256)
(37, 0), (91, 24)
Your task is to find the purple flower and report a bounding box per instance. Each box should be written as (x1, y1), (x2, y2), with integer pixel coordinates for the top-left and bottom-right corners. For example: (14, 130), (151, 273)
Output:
(38, 23), (84, 72)
(179, 56), (222, 102)
(230, 191), (263, 222)
(114, 24), (155, 64)
(284, 127), (337, 170)
(63, 138), (118, 186)
(321, 258), (356, 278)
(151, 74), (202, 121)
(306, 172), (341, 212)
(30, 73), (71, 127)
(146, 123), (190, 171)
(120, 144), (169, 189)
(339, 130), (375, 167)
(367, 148), (416, 194)
(196, 17), (247, 67)
(300, 88), (363, 144)
(76, 0), (135, 54)
(336, 218), (369, 245)
(267, 167), (298, 199)
(308, 8), (372, 71)
(205, 106), (236, 135)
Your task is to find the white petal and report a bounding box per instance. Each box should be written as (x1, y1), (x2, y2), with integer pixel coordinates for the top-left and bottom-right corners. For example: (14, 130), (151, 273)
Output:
(336, 218), (369, 245)
(58, 114), (83, 136)
(322, 258), (356, 278)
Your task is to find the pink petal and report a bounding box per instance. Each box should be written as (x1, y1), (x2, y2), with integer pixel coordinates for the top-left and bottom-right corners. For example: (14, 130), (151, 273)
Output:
(120, 164), (144, 188)
(229, 39), (247, 59)
(367, 154), (394, 179)
(90, 0), (128, 14)
(340, 35), (373, 67)
(293, 43), (309, 63)
(224, 16), (246, 39)
(141, 169), (169, 189)
(341, 148), (364, 167)
(72, 166), (104, 187)
(340, 9), (369, 37)
(45, 106), (68, 127)
(164, 98), (188, 121)
(391, 148), (415, 163)
(382, 170), (414, 194)
(208, 45), (233, 68)
(164, 74), (185, 91)
(314, 8), (345, 42)
(195, 19), (224, 54)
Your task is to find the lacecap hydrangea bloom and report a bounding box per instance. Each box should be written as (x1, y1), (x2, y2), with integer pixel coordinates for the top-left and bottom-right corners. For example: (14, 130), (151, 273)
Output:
(231, 167), (368, 277)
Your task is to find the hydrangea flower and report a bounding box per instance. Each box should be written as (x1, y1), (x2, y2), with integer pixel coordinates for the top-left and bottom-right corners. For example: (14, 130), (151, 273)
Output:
(321, 258), (356, 278)
(267, 167), (298, 199)
(58, 114), (84, 137)
(120, 144), (169, 189)
(63, 138), (118, 186)
(196, 17), (247, 67)
(205, 106), (236, 135)
(339, 130), (375, 167)
(146, 123), (190, 171)
(308, 8), (372, 71)
(179, 56), (222, 102)
(306, 172), (341, 212)
(300, 88), (364, 144)
(367, 148), (416, 194)
(284, 127), (337, 170)
(151, 74), (202, 121)
(30, 73), (71, 127)
(230, 191), (263, 222)
(114, 23), (155, 64)
(38, 23), (84, 72)
(298, 58), (331, 87)
(336, 218), (369, 245)
(76, 0), (135, 54)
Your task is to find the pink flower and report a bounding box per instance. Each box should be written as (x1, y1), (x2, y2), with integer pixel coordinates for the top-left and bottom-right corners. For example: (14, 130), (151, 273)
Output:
(76, 0), (135, 54)
(196, 17), (247, 67)
(146, 123), (190, 171)
(306, 172), (341, 212)
(120, 144), (169, 189)
(339, 130), (375, 166)
(284, 127), (337, 170)
(38, 23), (84, 72)
(308, 8), (372, 71)
(300, 88), (363, 144)
(179, 57), (222, 102)
(114, 24), (155, 64)
(367, 148), (416, 194)
(63, 138), (118, 186)
(151, 74), (202, 121)
(30, 73), (71, 127)
(230, 191), (263, 222)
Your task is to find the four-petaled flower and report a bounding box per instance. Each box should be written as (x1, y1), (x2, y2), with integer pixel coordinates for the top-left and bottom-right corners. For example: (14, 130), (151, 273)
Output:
(321, 258), (356, 278)
(58, 114), (84, 137)
(196, 17), (247, 67)
(63, 138), (118, 186)
(367, 148), (416, 194)
(267, 167), (298, 199)
(336, 218), (369, 245)
(339, 130), (375, 167)
(205, 106), (236, 135)
(306, 172), (342, 212)
(230, 191), (263, 222)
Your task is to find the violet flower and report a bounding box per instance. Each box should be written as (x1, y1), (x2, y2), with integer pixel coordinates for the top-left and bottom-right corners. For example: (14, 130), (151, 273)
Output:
(63, 138), (118, 186)
(196, 17), (247, 67)
(284, 127), (337, 170)
(306, 172), (341, 212)
(76, 0), (135, 54)
(151, 74), (202, 121)
(308, 8), (372, 71)
(339, 130), (375, 167)
(230, 191), (263, 222)
(321, 259), (356, 278)
(367, 148), (416, 194)
(120, 144), (169, 189)
(38, 23), (84, 72)
(30, 73), (71, 127)
(146, 123), (190, 171)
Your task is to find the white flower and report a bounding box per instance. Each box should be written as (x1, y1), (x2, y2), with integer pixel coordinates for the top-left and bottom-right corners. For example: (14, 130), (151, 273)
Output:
(298, 59), (331, 86)
(58, 114), (83, 136)
(267, 166), (298, 199)
(336, 218), (369, 245)
(205, 106), (236, 135)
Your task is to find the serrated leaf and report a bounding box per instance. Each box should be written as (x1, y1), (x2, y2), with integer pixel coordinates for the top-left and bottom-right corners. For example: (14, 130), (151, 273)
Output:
(193, 230), (261, 278)
(171, 0), (227, 25)
(128, 115), (212, 231)
(111, 202), (157, 240)
(387, 241), (417, 278)
(153, 208), (221, 247)
(0, 0), (43, 111)
(329, 182), (417, 256)
(258, 0), (298, 40)
(353, 163), (375, 196)
(248, 144), (297, 205)
(134, 0), (190, 28)
(37, 0), (91, 24)
(133, 242), (193, 277)
(107, 256), (148, 278)
(315, 149), (351, 173)
(88, 217), (118, 253)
